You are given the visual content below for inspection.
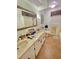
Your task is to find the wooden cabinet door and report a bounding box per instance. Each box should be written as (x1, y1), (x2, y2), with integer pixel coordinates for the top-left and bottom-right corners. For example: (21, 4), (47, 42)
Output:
(35, 34), (45, 56)
(41, 34), (45, 45)
(35, 39), (41, 56)
(20, 45), (35, 59)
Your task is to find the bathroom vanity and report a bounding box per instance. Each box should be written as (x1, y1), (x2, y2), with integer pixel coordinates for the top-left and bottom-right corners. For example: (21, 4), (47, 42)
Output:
(17, 31), (45, 59)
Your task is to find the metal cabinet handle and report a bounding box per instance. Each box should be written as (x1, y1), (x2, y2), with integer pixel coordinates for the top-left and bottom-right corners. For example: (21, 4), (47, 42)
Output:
(28, 57), (30, 59)
(34, 48), (35, 50)
(17, 47), (19, 50)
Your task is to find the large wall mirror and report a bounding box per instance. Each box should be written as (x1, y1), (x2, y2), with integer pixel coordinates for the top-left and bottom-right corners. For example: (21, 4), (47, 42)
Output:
(17, 5), (37, 31)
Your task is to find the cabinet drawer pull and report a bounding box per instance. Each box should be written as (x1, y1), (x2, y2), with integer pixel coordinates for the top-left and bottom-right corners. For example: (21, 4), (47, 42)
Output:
(34, 48), (35, 50)
(17, 47), (19, 50)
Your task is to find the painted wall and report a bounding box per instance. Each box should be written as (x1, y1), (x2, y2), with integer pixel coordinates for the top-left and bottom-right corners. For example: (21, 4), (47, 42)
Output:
(37, 12), (41, 25)
(40, 8), (61, 31)
(50, 15), (61, 27)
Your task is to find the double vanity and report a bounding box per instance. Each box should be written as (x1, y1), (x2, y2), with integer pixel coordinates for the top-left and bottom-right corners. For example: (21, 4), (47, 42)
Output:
(17, 30), (45, 59)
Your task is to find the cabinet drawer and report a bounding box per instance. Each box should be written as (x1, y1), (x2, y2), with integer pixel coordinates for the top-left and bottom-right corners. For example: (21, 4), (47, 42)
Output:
(19, 45), (35, 59)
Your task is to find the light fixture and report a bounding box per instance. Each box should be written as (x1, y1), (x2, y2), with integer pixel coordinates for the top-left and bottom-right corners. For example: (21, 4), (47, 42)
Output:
(49, 1), (57, 8)
(49, 4), (56, 8)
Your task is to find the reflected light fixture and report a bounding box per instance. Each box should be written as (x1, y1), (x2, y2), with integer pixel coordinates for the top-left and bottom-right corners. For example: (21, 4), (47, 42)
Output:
(49, 4), (56, 8)
(49, 0), (57, 8)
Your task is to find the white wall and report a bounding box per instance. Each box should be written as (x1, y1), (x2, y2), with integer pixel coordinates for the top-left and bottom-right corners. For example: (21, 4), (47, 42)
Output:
(49, 15), (61, 27)
(36, 12), (41, 25)
(40, 9), (61, 31)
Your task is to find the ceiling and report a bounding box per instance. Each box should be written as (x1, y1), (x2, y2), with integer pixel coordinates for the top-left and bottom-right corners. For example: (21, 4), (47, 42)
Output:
(28, 0), (61, 11)
(24, 0), (61, 11)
